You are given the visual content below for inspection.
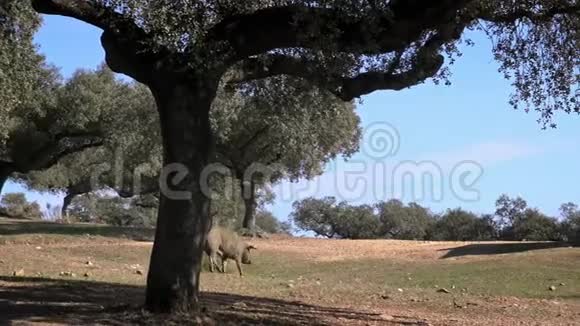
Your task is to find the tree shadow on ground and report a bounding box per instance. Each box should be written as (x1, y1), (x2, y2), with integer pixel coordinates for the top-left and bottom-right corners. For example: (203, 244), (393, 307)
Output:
(439, 242), (573, 259)
(0, 218), (154, 241)
(0, 276), (423, 325)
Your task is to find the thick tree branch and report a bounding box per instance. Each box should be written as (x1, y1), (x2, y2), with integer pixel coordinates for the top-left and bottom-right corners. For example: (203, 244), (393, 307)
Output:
(15, 132), (104, 173)
(337, 55), (444, 100)
(32, 0), (170, 83)
(476, 2), (580, 24)
(209, 0), (472, 60)
(231, 22), (464, 100)
(116, 174), (160, 198)
(100, 31), (157, 84)
(340, 23), (464, 99)
(32, 0), (135, 34)
(231, 55), (326, 88)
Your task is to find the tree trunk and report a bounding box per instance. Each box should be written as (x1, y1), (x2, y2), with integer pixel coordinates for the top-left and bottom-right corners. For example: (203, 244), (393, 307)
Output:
(0, 163), (13, 196)
(144, 80), (217, 313)
(241, 180), (256, 232)
(61, 192), (77, 218)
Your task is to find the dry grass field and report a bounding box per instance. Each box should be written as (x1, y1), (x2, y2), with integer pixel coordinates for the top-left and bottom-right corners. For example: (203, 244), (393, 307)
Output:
(0, 218), (579, 325)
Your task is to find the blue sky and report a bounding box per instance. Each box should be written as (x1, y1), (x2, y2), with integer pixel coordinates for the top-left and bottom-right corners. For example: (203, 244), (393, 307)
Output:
(7, 15), (579, 222)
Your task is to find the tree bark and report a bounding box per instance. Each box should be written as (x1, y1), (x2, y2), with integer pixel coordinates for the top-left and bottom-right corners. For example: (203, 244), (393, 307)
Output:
(144, 79), (217, 313)
(241, 179), (256, 232)
(61, 192), (77, 218)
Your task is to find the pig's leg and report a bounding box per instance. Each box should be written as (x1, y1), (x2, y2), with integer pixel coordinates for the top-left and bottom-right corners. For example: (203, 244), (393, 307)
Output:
(235, 258), (243, 277)
(221, 259), (228, 273)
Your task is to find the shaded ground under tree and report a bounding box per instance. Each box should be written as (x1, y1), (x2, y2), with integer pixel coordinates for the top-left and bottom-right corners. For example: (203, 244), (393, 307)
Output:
(0, 276), (422, 325)
(439, 242), (572, 259)
(0, 217), (154, 242)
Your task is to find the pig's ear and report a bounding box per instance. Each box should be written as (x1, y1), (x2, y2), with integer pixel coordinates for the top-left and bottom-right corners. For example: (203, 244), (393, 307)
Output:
(247, 245), (257, 250)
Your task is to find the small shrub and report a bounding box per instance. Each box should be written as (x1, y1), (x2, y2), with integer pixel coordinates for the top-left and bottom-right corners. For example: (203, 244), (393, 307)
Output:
(512, 209), (560, 241)
(0, 192), (42, 219)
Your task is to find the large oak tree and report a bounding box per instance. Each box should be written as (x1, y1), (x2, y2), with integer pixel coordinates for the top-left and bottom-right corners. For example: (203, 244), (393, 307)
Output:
(0, 0), (43, 138)
(1, 1), (107, 191)
(0, 64), (122, 195)
(23, 71), (361, 227)
(213, 78), (361, 232)
(19, 66), (162, 215)
(29, 0), (578, 313)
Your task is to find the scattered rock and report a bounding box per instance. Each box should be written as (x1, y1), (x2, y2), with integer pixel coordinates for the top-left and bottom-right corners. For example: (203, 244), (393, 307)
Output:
(135, 269), (143, 275)
(83, 272), (90, 278)
(559, 282), (566, 286)
(35, 246), (42, 250)
(315, 281), (321, 286)
(85, 261), (94, 266)
(549, 285), (556, 291)
(232, 301), (247, 308)
(59, 271), (75, 277)
(397, 288), (404, 293)
(437, 288), (451, 294)
(453, 300), (466, 309)
(287, 283), (295, 289)
(201, 316), (216, 326)
(12, 269), (24, 277)
(380, 294), (391, 300)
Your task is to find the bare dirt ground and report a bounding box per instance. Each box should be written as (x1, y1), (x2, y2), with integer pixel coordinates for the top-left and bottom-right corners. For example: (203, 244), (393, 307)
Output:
(249, 235), (571, 261)
(0, 220), (579, 325)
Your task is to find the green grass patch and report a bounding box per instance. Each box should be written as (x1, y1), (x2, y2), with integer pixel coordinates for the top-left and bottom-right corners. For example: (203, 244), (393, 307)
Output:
(0, 217), (154, 243)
